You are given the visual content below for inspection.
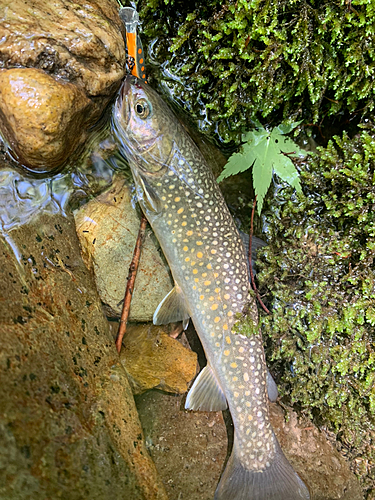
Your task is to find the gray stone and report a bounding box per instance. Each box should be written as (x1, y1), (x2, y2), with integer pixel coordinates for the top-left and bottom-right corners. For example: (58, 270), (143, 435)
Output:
(74, 175), (174, 321)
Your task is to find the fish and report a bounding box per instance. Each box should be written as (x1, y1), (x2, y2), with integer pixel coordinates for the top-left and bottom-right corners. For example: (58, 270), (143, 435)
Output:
(111, 75), (310, 500)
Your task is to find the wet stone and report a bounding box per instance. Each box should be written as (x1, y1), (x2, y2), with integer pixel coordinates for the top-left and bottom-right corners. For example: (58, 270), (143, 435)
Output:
(0, 68), (93, 173)
(120, 323), (198, 395)
(0, 211), (167, 500)
(0, 0), (125, 98)
(0, 0), (126, 173)
(74, 175), (174, 321)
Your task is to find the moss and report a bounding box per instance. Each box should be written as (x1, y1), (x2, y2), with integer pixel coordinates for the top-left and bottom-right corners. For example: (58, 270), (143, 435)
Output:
(136, 0), (375, 142)
(256, 127), (375, 493)
(232, 312), (260, 338)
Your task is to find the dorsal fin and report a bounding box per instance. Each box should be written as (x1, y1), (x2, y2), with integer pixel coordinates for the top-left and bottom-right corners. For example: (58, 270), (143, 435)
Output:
(185, 364), (227, 411)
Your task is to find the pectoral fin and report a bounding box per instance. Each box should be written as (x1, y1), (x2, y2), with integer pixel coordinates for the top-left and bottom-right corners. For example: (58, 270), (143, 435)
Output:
(139, 176), (163, 213)
(153, 285), (190, 326)
(134, 170), (162, 214)
(185, 364), (227, 411)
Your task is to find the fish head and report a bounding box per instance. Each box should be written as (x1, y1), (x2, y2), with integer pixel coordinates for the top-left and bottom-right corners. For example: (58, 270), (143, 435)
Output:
(112, 76), (182, 215)
(112, 75), (175, 176)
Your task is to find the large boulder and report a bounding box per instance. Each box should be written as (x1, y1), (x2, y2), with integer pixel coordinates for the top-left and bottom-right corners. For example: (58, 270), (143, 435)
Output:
(0, 0), (126, 173)
(0, 208), (168, 500)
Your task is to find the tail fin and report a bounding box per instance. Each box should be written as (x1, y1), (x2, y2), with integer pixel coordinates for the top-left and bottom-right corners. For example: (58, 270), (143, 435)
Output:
(214, 434), (310, 500)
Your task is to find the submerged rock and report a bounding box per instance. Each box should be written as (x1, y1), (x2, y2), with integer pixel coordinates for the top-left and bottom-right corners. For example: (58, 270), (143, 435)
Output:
(270, 405), (363, 500)
(74, 175), (174, 321)
(0, 0), (126, 173)
(120, 323), (198, 395)
(0, 210), (167, 500)
(136, 390), (363, 500)
(0, 68), (93, 173)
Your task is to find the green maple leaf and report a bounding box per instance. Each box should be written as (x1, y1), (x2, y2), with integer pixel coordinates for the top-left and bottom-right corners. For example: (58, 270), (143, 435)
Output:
(217, 122), (305, 215)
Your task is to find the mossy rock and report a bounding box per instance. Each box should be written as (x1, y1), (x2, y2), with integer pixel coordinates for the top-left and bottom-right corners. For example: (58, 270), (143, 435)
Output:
(136, 0), (375, 143)
(255, 127), (375, 495)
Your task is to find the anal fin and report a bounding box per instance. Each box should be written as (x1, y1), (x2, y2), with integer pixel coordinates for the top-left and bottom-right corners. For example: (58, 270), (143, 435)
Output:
(153, 285), (190, 326)
(185, 364), (227, 411)
(267, 369), (278, 402)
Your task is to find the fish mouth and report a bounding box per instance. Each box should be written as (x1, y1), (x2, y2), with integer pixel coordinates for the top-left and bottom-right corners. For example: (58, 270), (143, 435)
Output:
(121, 74), (137, 99)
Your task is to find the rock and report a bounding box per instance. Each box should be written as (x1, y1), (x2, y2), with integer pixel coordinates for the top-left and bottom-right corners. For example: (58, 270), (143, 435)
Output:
(269, 404), (363, 500)
(0, 211), (168, 500)
(0, 68), (93, 173)
(136, 390), (228, 500)
(0, 0), (126, 172)
(0, 0), (125, 98)
(120, 324), (198, 395)
(74, 175), (174, 321)
(136, 389), (363, 500)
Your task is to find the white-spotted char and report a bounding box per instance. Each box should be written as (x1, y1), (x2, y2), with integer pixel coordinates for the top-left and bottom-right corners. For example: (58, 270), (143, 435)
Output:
(112, 76), (310, 500)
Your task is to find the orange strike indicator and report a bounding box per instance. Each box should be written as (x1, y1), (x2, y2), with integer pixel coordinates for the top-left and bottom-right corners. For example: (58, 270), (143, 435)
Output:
(119, 7), (147, 82)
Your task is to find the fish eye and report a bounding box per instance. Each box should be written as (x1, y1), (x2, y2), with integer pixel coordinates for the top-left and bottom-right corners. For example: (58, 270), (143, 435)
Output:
(135, 99), (151, 119)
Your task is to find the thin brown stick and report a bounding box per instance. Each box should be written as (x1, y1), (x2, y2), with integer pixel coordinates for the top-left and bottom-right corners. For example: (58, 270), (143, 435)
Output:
(116, 214), (148, 353)
(248, 197), (270, 315)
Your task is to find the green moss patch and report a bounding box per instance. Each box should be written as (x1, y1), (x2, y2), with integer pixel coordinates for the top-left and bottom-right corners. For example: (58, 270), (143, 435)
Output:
(257, 127), (375, 492)
(138, 0), (375, 142)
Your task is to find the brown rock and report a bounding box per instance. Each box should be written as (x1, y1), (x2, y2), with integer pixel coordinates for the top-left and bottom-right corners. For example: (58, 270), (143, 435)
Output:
(0, 0), (126, 172)
(121, 324), (198, 395)
(136, 390), (228, 499)
(0, 0), (125, 98)
(0, 211), (168, 500)
(74, 175), (174, 321)
(0, 68), (93, 173)
(269, 404), (363, 500)
(136, 388), (363, 499)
